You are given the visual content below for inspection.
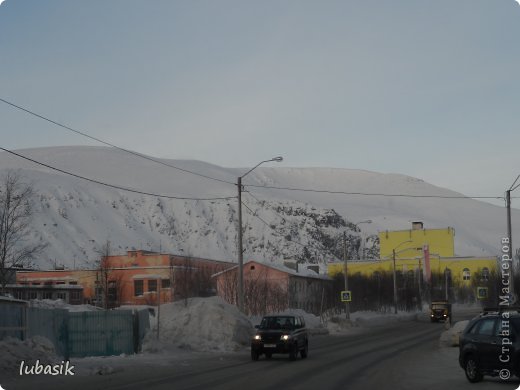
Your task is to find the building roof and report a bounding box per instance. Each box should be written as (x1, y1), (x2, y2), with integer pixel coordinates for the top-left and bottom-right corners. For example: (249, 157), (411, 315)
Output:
(212, 260), (331, 280)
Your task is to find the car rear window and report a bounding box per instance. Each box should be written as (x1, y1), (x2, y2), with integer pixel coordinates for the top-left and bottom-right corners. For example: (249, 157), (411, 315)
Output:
(476, 318), (496, 336)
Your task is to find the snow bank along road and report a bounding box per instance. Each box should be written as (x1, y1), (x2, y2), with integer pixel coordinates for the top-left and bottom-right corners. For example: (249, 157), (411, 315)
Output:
(10, 310), (516, 390)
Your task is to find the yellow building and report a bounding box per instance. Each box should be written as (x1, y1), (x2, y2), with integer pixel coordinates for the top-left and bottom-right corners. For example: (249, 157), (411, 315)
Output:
(328, 222), (498, 285)
(328, 256), (498, 284)
(379, 221), (455, 259)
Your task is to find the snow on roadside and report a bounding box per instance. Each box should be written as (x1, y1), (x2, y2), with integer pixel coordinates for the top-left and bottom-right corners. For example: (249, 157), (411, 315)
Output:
(0, 336), (58, 378)
(28, 299), (101, 312)
(142, 296), (254, 352)
(439, 320), (469, 347)
(326, 310), (420, 334)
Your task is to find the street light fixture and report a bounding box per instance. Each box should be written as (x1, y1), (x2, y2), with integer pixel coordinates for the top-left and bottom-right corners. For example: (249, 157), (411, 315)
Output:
(237, 156), (283, 312)
(506, 175), (520, 298)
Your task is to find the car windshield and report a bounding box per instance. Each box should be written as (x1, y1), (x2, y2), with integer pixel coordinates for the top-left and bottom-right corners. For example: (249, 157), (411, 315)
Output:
(431, 304), (448, 310)
(259, 316), (295, 330)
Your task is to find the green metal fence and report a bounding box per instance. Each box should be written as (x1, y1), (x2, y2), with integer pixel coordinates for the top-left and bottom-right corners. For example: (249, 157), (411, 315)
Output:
(68, 310), (135, 357)
(1, 302), (150, 358)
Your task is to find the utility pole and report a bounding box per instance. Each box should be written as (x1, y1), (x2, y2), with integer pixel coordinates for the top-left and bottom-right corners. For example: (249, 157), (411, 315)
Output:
(507, 175), (520, 299)
(237, 176), (244, 312)
(393, 249), (398, 314)
(343, 231), (350, 319)
(391, 240), (412, 315)
(237, 157), (283, 313)
(156, 278), (161, 340)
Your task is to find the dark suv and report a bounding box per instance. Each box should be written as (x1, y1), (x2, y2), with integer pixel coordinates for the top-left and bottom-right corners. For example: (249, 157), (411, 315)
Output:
(251, 315), (308, 361)
(459, 307), (520, 382)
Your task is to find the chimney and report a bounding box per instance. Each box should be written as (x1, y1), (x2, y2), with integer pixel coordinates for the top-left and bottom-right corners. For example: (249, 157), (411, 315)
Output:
(412, 221), (424, 230)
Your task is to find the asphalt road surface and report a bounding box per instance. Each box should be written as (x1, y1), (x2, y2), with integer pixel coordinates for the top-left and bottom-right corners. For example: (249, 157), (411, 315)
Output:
(6, 311), (520, 390)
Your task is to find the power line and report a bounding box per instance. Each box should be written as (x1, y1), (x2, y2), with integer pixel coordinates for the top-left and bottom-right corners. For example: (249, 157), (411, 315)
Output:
(1, 98), (512, 202)
(0, 147), (236, 201)
(244, 183), (505, 200)
(0, 97), (235, 186)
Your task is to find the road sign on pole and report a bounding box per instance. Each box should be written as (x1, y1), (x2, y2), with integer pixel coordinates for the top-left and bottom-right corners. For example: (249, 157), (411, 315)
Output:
(341, 290), (352, 302)
(476, 287), (488, 300)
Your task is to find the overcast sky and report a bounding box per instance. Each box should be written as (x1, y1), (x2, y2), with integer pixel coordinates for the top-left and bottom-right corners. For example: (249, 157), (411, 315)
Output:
(1, 0), (519, 207)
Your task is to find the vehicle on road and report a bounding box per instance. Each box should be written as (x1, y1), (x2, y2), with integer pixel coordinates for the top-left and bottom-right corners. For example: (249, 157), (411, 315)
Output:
(251, 315), (308, 361)
(459, 307), (520, 382)
(430, 300), (451, 322)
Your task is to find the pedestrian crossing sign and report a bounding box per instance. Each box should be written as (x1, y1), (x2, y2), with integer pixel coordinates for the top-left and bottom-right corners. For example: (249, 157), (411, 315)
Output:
(341, 291), (352, 302)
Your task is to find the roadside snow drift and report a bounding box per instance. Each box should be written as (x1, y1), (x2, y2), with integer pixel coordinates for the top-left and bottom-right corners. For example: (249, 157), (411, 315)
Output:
(439, 320), (469, 347)
(144, 297), (253, 352)
(0, 336), (58, 377)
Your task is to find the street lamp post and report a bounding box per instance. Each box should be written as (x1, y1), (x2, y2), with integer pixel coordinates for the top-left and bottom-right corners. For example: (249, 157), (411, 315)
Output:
(341, 220), (371, 320)
(343, 231), (349, 319)
(506, 175), (520, 298)
(237, 157), (283, 312)
(392, 240), (413, 314)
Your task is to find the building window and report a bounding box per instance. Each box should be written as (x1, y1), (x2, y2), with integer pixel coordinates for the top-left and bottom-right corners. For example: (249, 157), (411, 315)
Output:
(28, 291), (38, 300)
(70, 291), (81, 301)
(134, 280), (144, 296)
(56, 292), (66, 300)
(42, 291), (53, 299)
(462, 268), (471, 281)
(148, 279), (157, 292)
(161, 279), (170, 289)
(482, 267), (490, 281)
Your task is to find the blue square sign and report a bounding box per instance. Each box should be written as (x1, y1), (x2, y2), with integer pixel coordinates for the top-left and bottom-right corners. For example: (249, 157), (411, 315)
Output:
(341, 291), (352, 302)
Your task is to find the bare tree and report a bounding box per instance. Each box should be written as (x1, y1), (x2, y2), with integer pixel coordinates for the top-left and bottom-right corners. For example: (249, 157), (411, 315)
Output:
(94, 240), (115, 309)
(175, 256), (196, 306)
(0, 171), (46, 292)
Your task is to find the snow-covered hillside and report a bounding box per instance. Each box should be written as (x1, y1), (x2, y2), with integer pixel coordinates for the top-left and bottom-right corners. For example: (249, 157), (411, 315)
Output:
(0, 146), (515, 269)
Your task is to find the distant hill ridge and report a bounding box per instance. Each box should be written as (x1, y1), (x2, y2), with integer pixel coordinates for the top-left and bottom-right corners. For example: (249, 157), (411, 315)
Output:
(0, 146), (513, 268)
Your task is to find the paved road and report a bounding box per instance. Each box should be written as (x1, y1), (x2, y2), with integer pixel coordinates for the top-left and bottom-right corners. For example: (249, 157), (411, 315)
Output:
(6, 311), (519, 390)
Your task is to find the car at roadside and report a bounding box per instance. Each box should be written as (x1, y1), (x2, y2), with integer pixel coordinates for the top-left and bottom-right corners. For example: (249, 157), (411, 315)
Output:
(251, 315), (308, 361)
(458, 307), (520, 382)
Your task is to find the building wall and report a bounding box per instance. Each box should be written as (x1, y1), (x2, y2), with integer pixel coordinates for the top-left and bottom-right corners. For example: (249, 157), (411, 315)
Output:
(328, 256), (498, 284)
(16, 251), (234, 306)
(379, 227), (455, 259)
(215, 261), (331, 315)
(16, 268), (172, 306)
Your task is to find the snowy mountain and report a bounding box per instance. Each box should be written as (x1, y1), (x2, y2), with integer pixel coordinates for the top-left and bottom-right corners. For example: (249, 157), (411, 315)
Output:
(0, 146), (515, 269)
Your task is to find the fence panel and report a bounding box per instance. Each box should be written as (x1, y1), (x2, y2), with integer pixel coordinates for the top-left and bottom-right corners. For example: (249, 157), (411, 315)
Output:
(133, 308), (150, 352)
(26, 307), (68, 357)
(67, 310), (134, 357)
(0, 303), (25, 340)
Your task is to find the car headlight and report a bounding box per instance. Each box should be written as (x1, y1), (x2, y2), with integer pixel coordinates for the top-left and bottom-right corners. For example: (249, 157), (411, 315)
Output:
(253, 334), (261, 341)
(281, 334), (290, 341)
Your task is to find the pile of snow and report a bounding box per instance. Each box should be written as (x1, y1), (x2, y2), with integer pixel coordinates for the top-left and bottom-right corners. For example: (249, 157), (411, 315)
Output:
(326, 310), (419, 334)
(29, 299), (101, 312)
(0, 336), (58, 377)
(142, 297), (253, 352)
(440, 320), (469, 347)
